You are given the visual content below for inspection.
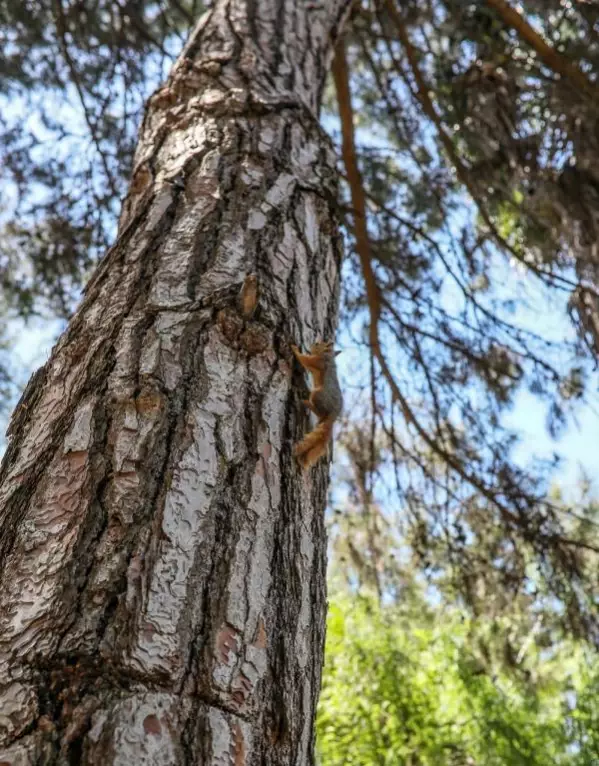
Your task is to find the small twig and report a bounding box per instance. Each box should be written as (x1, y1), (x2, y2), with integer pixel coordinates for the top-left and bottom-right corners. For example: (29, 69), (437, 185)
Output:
(52, 0), (120, 201)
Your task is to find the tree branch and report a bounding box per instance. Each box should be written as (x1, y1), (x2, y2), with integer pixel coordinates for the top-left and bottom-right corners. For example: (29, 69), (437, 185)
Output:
(485, 0), (599, 100)
(383, 0), (585, 291)
(332, 36), (523, 528)
(331, 40), (382, 330)
(52, 0), (120, 201)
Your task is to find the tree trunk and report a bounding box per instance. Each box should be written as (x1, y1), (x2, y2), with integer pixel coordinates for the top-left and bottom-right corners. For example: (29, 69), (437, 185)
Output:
(0, 1), (350, 762)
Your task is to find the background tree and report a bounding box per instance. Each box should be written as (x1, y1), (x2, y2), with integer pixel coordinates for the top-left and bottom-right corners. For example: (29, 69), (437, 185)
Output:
(317, 593), (599, 765)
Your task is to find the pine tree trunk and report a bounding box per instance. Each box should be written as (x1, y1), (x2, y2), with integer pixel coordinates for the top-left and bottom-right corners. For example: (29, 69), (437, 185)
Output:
(0, 2), (350, 762)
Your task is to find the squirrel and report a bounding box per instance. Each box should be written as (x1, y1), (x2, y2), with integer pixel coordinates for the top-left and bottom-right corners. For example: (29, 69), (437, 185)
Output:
(291, 340), (343, 469)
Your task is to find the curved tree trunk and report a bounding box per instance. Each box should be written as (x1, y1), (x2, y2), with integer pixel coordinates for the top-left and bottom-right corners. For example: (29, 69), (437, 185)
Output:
(0, 1), (350, 762)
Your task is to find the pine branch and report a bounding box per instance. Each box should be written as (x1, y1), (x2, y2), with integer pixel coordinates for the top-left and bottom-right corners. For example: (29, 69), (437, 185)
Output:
(485, 0), (599, 100)
(383, 0), (583, 291)
(332, 36), (522, 529)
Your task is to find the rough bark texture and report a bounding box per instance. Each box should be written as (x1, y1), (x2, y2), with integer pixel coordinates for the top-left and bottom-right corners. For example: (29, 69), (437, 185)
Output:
(0, 1), (350, 762)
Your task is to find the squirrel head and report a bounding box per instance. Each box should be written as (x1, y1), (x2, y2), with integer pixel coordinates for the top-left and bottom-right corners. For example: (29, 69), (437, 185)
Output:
(310, 340), (341, 358)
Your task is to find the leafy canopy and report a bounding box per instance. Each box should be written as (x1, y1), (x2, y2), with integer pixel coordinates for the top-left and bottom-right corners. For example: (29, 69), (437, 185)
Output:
(318, 594), (599, 765)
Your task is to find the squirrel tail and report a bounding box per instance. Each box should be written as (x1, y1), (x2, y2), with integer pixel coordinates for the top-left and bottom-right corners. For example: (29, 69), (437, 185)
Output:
(294, 415), (335, 469)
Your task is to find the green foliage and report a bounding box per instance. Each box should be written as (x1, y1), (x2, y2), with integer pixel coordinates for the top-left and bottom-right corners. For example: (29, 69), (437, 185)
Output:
(317, 596), (599, 765)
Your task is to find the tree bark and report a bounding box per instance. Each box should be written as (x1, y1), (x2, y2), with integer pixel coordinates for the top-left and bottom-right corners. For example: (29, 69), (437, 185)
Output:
(0, 1), (350, 762)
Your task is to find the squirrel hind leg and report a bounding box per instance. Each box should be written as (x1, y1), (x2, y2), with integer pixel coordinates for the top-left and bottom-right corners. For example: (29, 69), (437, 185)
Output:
(293, 440), (311, 459)
(298, 442), (328, 469)
(292, 440), (313, 467)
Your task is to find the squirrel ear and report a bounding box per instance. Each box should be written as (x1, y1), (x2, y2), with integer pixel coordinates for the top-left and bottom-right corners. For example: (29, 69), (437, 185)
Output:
(335, 350), (342, 357)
